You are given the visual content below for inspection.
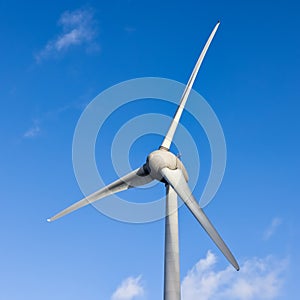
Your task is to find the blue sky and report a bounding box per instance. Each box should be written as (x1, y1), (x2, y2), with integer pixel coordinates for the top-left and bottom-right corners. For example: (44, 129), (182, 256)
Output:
(1, 0), (299, 299)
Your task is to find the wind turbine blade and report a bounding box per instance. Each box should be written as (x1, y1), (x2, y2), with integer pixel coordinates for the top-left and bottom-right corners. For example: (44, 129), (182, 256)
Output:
(160, 167), (239, 271)
(47, 165), (152, 222)
(160, 21), (220, 151)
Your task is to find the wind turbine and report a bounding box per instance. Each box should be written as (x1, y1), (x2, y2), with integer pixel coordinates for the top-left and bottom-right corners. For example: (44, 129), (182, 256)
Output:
(48, 21), (239, 300)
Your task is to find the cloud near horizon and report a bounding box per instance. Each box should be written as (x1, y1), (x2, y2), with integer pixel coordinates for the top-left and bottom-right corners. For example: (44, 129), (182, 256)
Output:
(181, 250), (288, 300)
(35, 7), (98, 62)
(111, 275), (144, 300)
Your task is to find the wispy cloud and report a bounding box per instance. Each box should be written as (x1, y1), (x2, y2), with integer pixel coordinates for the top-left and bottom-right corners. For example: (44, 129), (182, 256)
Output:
(263, 217), (282, 240)
(181, 251), (288, 300)
(111, 275), (144, 300)
(35, 7), (98, 62)
(23, 120), (41, 138)
(21, 91), (93, 141)
(124, 26), (136, 33)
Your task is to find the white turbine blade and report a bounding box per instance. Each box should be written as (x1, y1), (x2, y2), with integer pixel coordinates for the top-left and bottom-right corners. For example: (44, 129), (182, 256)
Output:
(160, 21), (220, 151)
(160, 167), (239, 271)
(47, 166), (153, 222)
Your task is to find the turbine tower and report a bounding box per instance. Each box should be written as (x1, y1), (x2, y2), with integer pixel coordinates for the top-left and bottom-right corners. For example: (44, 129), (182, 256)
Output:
(48, 21), (239, 300)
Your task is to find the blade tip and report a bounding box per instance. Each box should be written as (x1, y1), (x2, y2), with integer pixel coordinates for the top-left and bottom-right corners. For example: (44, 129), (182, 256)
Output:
(47, 218), (52, 223)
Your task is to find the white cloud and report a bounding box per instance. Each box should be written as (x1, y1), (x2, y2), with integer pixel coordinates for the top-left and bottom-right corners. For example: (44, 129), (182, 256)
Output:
(111, 275), (144, 300)
(35, 7), (98, 62)
(23, 121), (41, 138)
(181, 251), (288, 300)
(263, 217), (282, 240)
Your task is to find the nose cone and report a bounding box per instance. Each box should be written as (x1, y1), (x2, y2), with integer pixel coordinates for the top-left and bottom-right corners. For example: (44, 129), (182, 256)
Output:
(147, 150), (177, 181)
(146, 150), (178, 181)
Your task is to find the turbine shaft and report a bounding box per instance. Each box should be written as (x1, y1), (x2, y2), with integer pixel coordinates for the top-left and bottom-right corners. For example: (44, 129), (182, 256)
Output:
(164, 184), (180, 300)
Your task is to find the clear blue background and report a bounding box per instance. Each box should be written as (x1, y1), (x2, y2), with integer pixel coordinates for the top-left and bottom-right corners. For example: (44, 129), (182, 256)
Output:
(0, 0), (299, 299)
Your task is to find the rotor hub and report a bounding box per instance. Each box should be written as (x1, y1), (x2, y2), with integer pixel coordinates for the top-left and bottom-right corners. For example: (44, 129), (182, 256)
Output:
(146, 150), (189, 182)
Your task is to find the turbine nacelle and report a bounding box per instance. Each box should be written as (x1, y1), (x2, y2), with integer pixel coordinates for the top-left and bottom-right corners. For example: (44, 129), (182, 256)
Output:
(146, 150), (189, 182)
